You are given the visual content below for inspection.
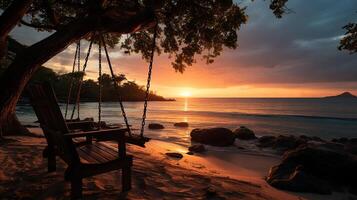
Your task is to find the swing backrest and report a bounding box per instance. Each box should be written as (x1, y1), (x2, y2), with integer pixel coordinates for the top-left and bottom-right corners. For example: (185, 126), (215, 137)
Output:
(27, 82), (79, 165)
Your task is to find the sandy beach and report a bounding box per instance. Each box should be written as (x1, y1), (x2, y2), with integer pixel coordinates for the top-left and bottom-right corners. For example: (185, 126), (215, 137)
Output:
(0, 128), (354, 200)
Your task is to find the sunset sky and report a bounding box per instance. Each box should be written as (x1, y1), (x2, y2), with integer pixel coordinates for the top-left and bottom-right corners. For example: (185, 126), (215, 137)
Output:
(9, 0), (357, 98)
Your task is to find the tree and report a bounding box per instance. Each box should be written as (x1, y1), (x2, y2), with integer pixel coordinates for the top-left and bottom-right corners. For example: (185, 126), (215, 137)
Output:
(339, 23), (357, 54)
(0, 0), (290, 136)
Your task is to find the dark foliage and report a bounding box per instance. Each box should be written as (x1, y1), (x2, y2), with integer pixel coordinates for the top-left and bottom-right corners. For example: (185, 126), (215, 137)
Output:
(339, 22), (357, 54)
(28, 67), (168, 102)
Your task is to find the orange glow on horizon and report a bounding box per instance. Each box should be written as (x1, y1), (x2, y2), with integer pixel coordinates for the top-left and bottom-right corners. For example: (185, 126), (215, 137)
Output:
(45, 45), (357, 99)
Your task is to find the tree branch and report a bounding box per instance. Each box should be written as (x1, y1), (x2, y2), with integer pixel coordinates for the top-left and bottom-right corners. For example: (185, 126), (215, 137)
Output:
(0, 0), (34, 37)
(20, 19), (58, 31)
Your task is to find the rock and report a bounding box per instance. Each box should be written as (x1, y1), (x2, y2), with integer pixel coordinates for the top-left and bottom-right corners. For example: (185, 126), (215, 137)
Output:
(257, 135), (276, 148)
(174, 122), (189, 127)
(345, 138), (357, 155)
(331, 138), (357, 155)
(311, 136), (324, 142)
(83, 117), (94, 121)
(331, 137), (349, 144)
(165, 152), (183, 159)
(234, 126), (257, 140)
(267, 145), (357, 194)
(148, 123), (165, 129)
(190, 128), (235, 147)
(258, 135), (306, 152)
(300, 135), (324, 142)
(274, 135), (306, 151)
(188, 144), (206, 153)
(269, 165), (331, 194)
(186, 151), (194, 155)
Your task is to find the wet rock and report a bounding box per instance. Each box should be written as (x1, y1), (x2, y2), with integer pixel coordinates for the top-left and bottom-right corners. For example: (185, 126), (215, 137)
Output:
(148, 123), (165, 129)
(165, 152), (183, 159)
(190, 128), (235, 147)
(83, 117), (94, 121)
(234, 126), (257, 140)
(331, 137), (349, 144)
(174, 122), (189, 127)
(300, 135), (324, 142)
(258, 135), (306, 152)
(274, 135), (306, 151)
(345, 138), (357, 155)
(268, 165), (331, 194)
(188, 144), (206, 153)
(267, 145), (357, 194)
(257, 135), (276, 148)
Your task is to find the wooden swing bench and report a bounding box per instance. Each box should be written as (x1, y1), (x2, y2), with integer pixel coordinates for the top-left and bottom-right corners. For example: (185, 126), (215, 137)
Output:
(27, 82), (135, 199)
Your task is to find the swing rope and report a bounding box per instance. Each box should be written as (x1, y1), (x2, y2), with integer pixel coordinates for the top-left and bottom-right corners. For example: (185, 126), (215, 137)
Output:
(101, 35), (132, 136)
(77, 41), (81, 119)
(70, 36), (95, 120)
(64, 42), (80, 119)
(66, 25), (158, 141)
(100, 22), (158, 138)
(140, 23), (158, 137)
(98, 38), (102, 128)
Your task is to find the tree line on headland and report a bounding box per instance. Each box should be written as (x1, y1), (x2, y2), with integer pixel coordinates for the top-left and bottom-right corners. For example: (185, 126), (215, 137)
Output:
(30, 67), (171, 102)
(0, 38), (170, 102)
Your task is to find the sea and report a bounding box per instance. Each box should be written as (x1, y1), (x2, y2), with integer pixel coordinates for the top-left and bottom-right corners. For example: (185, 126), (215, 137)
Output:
(16, 98), (357, 148)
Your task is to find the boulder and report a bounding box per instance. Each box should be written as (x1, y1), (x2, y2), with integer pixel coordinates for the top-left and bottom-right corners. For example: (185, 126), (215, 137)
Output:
(148, 123), (165, 129)
(174, 122), (189, 127)
(268, 165), (331, 194)
(165, 152), (183, 159)
(188, 144), (206, 153)
(257, 135), (306, 152)
(190, 128), (235, 147)
(257, 135), (276, 148)
(331, 138), (357, 155)
(331, 137), (349, 144)
(267, 145), (357, 194)
(234, 126), (257, 140)
(299, 135), (324, 142)
(344, 138), (357, 155)
(274, 135), (306, 151)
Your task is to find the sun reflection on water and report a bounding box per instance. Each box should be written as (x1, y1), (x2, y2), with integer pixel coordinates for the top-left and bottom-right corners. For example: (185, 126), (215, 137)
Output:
(183, 98), (188, 111)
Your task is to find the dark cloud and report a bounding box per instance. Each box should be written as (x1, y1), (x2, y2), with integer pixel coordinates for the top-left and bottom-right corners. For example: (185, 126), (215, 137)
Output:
(219, 0), (357, 84)
(6, 0), (357, 93)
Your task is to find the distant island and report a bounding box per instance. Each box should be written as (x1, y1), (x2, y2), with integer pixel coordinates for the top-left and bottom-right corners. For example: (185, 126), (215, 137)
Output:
(324, 92), (357, 99)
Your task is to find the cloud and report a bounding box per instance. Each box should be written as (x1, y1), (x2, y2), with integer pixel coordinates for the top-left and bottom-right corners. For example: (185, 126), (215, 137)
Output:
(6, 0), (357, 97)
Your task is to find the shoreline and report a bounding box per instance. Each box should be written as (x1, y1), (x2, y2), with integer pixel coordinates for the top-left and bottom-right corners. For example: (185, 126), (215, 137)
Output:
(1, 128), (356, 199)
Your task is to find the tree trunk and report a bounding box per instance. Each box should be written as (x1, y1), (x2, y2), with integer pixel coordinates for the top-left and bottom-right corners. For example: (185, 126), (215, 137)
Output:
(0, 17), (95, 136)
(0, 9), (156, 136)
(0, 0), (34, 59)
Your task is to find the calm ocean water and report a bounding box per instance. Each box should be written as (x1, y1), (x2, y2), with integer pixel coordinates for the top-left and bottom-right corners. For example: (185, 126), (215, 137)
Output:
(17, 98), (357, 146)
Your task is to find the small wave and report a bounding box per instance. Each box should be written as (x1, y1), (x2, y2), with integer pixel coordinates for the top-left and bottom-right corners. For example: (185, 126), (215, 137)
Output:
(150, 109), (357, 122)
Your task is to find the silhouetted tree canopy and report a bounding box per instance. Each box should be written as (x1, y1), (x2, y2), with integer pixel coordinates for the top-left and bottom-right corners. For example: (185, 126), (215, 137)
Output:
(0, 0), (290, 72)
(339, 22), (357, 54)
(26, 66), (167, 101)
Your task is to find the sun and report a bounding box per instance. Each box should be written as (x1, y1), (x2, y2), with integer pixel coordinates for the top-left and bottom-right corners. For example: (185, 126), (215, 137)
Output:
(180, 91), (192, 97)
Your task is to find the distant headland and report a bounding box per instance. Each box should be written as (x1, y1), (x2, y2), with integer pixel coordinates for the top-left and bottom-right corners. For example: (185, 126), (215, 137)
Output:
(324, 92), (357, 99)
